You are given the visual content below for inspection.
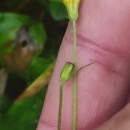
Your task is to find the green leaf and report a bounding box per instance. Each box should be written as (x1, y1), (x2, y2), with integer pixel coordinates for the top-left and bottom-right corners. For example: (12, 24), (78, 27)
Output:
(0, 96), (11, 115)
(49, 1), (67, 21)
(29, 22), (47, 48)
(27, 57), (53, 82)
(0, 89), (47, 130)
(0, 13), (30, 47)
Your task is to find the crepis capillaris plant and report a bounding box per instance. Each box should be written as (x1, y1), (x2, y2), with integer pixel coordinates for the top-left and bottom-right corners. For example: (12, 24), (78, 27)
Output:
(58, 1), (80, 130)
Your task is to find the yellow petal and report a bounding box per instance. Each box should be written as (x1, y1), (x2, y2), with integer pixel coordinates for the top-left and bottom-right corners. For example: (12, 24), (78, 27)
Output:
(63, 0), (80, 21)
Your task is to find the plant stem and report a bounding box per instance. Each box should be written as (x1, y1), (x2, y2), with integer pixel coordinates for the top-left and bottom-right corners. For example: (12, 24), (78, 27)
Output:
(58, 81), (65, 130)
(72, 20), (77, 130)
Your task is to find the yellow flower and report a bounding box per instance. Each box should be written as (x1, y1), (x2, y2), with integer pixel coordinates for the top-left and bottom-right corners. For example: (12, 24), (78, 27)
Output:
(63, 0), (80, 21)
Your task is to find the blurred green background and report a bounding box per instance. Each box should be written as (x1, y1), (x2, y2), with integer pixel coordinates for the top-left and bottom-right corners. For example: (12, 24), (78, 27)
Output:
(0, 0), (68, 129)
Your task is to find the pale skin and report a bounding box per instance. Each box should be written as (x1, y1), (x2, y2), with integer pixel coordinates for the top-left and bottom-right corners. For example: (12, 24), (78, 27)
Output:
(37, 0), (130, 130)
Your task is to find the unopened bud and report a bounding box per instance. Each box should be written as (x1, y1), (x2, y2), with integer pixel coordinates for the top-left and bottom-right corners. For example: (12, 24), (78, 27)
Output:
(60, 62), (74, 82)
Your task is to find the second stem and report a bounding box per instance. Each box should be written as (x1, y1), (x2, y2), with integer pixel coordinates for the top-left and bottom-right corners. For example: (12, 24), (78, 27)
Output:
(72, 20), (77, 130)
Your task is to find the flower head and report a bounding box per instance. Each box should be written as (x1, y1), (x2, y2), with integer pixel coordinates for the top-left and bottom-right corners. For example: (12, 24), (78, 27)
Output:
(63, 0), (80, 21)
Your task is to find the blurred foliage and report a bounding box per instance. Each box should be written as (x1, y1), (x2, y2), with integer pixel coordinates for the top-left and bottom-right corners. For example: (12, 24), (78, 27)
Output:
(0, 89), (47, 130)
(0, 0), (68, 130)
(49, 1), (67, 21)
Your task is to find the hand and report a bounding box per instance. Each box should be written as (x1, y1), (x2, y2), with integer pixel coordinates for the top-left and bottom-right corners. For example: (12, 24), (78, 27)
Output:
(95, 103), (130, 130)
(37, 0), (130, 130)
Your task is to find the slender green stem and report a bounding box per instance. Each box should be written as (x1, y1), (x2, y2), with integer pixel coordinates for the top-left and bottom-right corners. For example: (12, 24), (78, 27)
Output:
(58, 20), (77, 130)
(58, 81), (65, 130)
(72, 20), (77, 130)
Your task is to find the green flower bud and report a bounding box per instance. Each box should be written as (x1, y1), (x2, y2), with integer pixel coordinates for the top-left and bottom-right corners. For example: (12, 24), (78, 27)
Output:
(60, 62), (74, 82)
